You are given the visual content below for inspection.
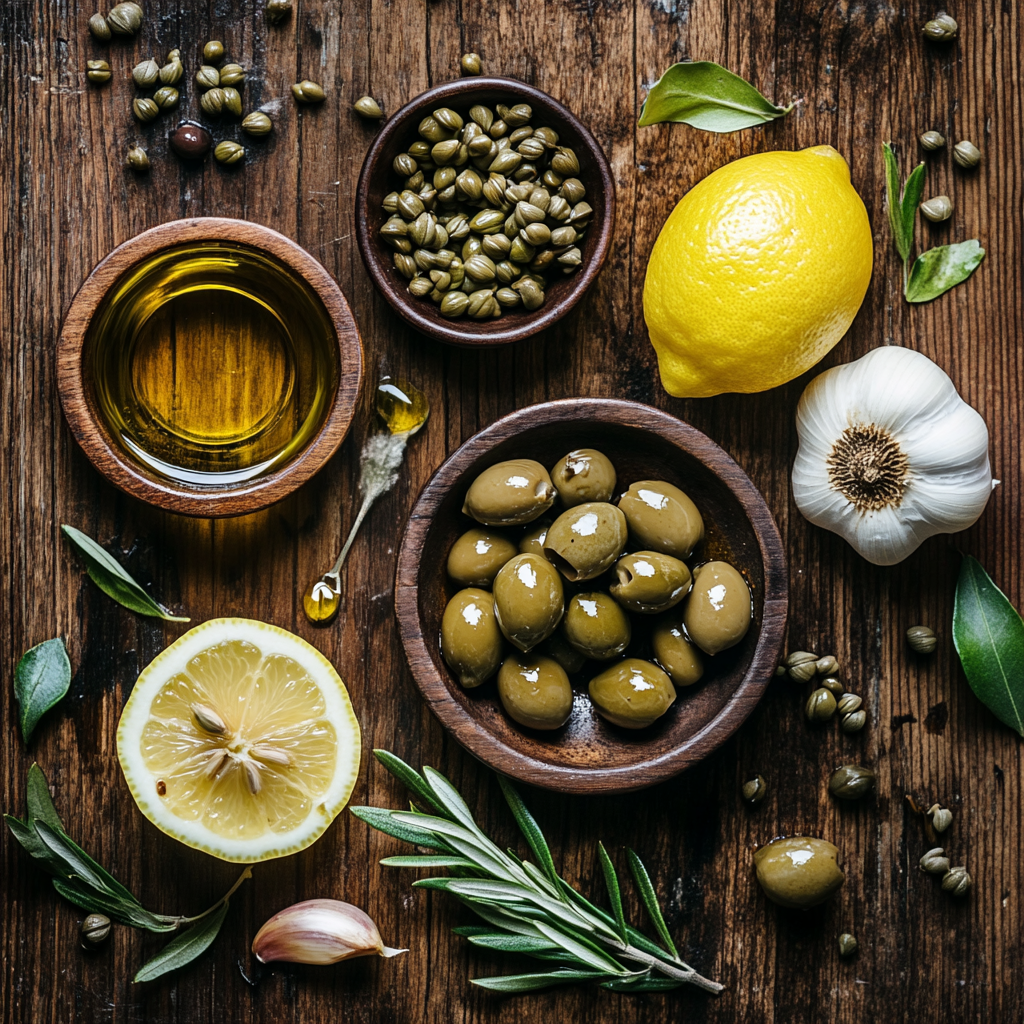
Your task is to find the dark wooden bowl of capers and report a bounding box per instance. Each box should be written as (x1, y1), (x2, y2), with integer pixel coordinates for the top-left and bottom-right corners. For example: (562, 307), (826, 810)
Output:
(395, 399), (788, 794)
(355, 77), (615, 347)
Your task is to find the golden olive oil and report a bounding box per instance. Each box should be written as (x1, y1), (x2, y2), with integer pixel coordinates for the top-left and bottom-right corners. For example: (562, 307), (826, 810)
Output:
(88, 242), (338, 486)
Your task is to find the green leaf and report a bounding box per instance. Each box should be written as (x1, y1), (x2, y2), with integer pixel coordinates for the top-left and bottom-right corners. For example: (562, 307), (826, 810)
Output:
(597, 843), (628, 945)
(602, 975), (684, 992)
(464, 932), (559, 954)
(905, 240), (986, 303)
(51, 878), (176, 933)
(379, 855), (479, 870)
(14, 639), (71, 742)
(33, 821), (141, 906)
(471, 969), (610, 993)
(532, 921), (632, 975)
(61, 525), (189, 622)
(372, 750), (448, 816)
(5, 814), (66, 874)
(134, 901), (230, 982)
(882, 142), (925, 265)
(497, 775), (562, 894)
(390, 812), (515, 880)
(902, 162), (927, 246)
(639, 61), (793, 132)
(26, 763), (64, 832)
(953, 555), (1024, 736)
(626, 849), (679, 960)
(350, 806), (454, 851)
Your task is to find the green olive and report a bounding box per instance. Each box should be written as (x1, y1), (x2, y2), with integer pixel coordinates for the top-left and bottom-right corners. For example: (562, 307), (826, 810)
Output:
(550, 448), (617, 507)
(492, 553), (564, 652)
(537, 627), (587, 674)
(563, 592), (631, 661)
(753, 836), (845, 909)
(497, 652), (573, 730)
(441, 588), (504, 688)
(618, 480), (704, 559)
(651, 613), (704, 686)
(609, 551), (691, 614)
(447, 528), (518, 587)
(463, 459), (556, 526)
(588, 658), (676, 729)
(543, 502), (628, 582)
(518, 520), (551, 557)
(682, 561), (752, 655)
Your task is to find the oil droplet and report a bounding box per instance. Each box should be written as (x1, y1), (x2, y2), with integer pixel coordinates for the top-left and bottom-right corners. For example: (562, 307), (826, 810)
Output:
(303, 578), (341, 625)
(376, 376), (429, 435)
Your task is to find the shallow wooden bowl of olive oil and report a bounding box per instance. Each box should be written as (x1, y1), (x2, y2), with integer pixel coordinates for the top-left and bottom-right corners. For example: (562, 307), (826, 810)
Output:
(396, 399), (788, 794)
(57, 218), (363, 517)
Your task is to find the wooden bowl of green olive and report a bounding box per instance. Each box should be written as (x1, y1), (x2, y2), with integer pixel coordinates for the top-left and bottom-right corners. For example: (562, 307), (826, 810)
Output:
(395, 399), (788, 794)
(355, 77), (615, 347)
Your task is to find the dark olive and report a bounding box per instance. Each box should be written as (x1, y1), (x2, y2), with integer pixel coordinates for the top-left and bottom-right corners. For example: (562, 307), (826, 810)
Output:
(447, 528), (518, 587)
(463, 459), (556, 526)
(618, 480), (704, 559)
(169, 121), (212, 160)
(651, 613), (704, 686)
(492, 553), (564, 652)
(588, 658), (676, 729)
(497, 652), (573, 730)
(753, 836), (845, 909)
(543, 502), (628, 582)
(563, 592), (631, 661)
(440, 588), (504, 688)
(828, 765), (876, 801)
(609, 550), (691, 614)
(682, 560), (752, 655)
(550, 449), (617, 507)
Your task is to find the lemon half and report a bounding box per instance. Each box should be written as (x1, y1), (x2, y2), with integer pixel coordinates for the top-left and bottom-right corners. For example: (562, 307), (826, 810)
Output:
(117, 618), (360, 863)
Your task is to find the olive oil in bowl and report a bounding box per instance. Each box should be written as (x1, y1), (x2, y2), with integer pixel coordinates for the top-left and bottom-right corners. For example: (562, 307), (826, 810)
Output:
(86, 242), (339, 487)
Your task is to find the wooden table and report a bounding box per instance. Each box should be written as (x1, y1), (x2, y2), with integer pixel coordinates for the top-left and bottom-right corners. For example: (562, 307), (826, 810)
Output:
(2, 3), (1020, 1022)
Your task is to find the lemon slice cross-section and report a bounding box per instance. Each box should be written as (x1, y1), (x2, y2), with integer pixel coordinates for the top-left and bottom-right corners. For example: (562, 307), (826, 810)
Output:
(117, 618), (361, 863)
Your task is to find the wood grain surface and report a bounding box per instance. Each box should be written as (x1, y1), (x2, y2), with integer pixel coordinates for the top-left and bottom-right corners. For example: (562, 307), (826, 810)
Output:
(1, 2), (1020, 1022)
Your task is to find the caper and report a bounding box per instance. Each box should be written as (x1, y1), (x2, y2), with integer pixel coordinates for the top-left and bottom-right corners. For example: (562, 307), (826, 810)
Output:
(513, 277), (544, 310)
(820, 674), (844, 697)
(836, 693), (862, 715)
(953, 140), (981, 169)
(200, 88), (225, 118)
(828, 764), (876, 801)
(467, 289), (500, 319)
(242, 111), (273, 136)
(838, 933), (858, 957)
(569, 200), (593, 226)
(434, 107), (464, 132)
(558, 247), (582, 271)
(742, 775), (767, 805)
(786, 651), (819, 684)
(493, 553), (564, 652)
(441, 587), (504, 689)
(80, 913), (111, 946)
(543, 502), (628, 582)
(508, 235), (536, 264)
(941, 866), (972, 896)
(408, 275), (433, 297)
(132, 58), (160, 89)
(495, 287), (521, 308)
(86, 60), (112, 85)
(292, 80), (325, 104)
(464, 460), (556, 527)
(196, 65), (221, 90)
(440, 291), (469, 317)
(455, 168), (483, 201)
(464, 253), (497, 284)
(906, 625), (937, 653)
(753, 836), (845, 909)
(266, 0), (293, 25)
(563, 593), (631, 661)
(815, 655), (839, 676)
(610, 551), (691, 615)
(805, 687), (837, 723)
(132, 97), (160, 123)
(618, 480), (704, 559)
(651, 613), (703, 687)
(469, 104), (494, 131)
(551, 146), (580, 176)
(220, 64), (246, 88)
(204, 40), (225, 62)
(107, 2), (143, 36)
(560, 177), (586, 204)
(840, 710), (866, 733)
(159, 60), (184, 86)
(489, 119), (508, 138)
(394, 254), (418, 280)
(88, 13), (112, 41)
(481, 233), (512, 260)
(152, 86), (179, 111)
(126, 145), (150, 172)
(919, 130), (945, 152)
(214, 140), (245, 165)
(921, 195), (952, 223)
(589, 659), (676, 730)
(497, 653), (572, 730)
(928, 803), (953, 833)
(923, 11), (958, 42)
(919, 847), (950, 874)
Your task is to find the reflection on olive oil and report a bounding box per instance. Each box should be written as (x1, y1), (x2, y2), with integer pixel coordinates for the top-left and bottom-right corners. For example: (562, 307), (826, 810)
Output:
(88, 243), (337, 486)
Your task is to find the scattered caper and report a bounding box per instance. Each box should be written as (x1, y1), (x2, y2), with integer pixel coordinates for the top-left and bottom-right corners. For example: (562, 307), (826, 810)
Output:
(266, 0), (293, 24)
(840, 710), (867, 733)
(152, 86), (179, 111)
(786, 650), (818, 684)
(828, 764), (876, 801)
(88, 13), (111, 41)
(200, 88), (226, 118)
(214, 140), (245, 165)
(107, 1), (143, 36)
(354, 95), (384, 119)
(919, 847), (950, 875)
(921, 196), (953, 223)
(774, 664), (788, 677)
(906, 625), (937, 654)
(838, 933), (858, 957)
(126, 146), (150, 172)
(941, 865), (972, 896)
(293, 80), (326, 104)
(815, 655), (839, 676)
(221, 87), (243, 117)
(953, 140), (981, 169)
(80, 913), (111, 946)
(461, 52), (482, 75)
(806, 687), (837, 723)
(220, 64), (246, 88)
(837, 693), (862, 715)
(920, 130), (945, 152)
(132, 97), (160, 123)
(242, 111), (273, 136)
(820, 675), (845, 697)
(928, 803), (953, 833)
(923, 10), (958, 42)
(159, 60), (184, 86)
(741, 775), (767, 805)
(196, 65), (221, 89)
(204, 40), (225, 63)
(86, 59), (112, 85)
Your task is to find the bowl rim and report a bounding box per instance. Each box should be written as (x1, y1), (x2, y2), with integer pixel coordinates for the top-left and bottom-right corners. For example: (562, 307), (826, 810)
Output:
(355, 76), (616, 348)
(395, 398), (789, 794)
(56, 217), (364, 518)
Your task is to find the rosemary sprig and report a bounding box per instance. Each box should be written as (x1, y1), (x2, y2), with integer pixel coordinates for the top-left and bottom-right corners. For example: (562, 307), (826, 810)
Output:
(351, 750), (723, 995)
(5, 764), (250, 981)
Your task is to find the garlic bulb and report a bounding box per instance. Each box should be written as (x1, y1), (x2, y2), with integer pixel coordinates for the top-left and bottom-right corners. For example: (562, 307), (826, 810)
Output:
(792, 346), (995, 565)
(251, 899), (407, 965)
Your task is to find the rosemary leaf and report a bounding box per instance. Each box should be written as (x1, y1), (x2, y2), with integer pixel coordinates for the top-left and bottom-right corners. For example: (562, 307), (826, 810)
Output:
(471, 969), (610, 993)
(626, 849), (679, 960)
(532, 920), (633, 975)
(462, 932), (559, 954)
(372, 750), (448, 816)
(379, 855), (479, 870)
(349, 807), (454, 851)
(421, 765), (485, 834)
(134, 901), (231, 982)
(597, 842), (628, 945)
(497, 775), (562, 893)
(14, 640), (71, 742)
(602, 975), (684, 992)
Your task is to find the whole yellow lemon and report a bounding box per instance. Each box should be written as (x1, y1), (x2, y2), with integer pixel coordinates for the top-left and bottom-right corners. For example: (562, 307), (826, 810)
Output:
(643, 146), (873, 398)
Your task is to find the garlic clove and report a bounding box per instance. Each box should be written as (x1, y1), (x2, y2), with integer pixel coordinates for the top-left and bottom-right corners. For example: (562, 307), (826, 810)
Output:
(251, 899), (407, 965)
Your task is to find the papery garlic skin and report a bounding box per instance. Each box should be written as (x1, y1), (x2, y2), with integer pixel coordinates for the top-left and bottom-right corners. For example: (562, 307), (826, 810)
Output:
(251, 899), (407, 965)
(793, 346), (995, 566)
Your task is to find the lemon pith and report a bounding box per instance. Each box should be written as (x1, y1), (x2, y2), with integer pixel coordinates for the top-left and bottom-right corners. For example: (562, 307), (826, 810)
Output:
(642, 146), (873, 398)
(116, 618), (360, 863)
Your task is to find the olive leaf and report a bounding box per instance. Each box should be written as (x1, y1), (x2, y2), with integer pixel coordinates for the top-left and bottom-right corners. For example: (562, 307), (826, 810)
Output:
(905, 240), (986, 303)
(61, 525), (189, 622)
(639, 61), (793, 132)
(882, 142), (926, 280)
(953, 556), (1024, 737)
(14, 639), (71, 742)
(134, 901), (231, 983)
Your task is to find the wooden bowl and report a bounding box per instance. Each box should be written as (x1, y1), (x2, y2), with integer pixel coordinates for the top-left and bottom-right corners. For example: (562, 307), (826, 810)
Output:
(57, 218), (363, 517)
(396, 399), (788, 794)
(355, 77), (615, 348)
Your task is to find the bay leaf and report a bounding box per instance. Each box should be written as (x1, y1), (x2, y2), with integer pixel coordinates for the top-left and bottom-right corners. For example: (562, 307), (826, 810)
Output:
(905, 240), (986, 303)
(638, 61), (792, 132)
(14, 638), (71, 742)
(953, 555), (1024, 736)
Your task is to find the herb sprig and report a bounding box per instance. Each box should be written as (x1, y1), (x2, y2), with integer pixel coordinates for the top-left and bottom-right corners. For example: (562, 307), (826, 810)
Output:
(5, 764), (250, 981)
(351, 750), (723, 995)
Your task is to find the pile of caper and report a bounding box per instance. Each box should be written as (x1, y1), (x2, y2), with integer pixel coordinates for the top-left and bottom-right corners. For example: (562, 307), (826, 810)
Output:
(440, 449), (753, 735)
(379, 100), (592, 319)
(779, 649), (867, 733)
